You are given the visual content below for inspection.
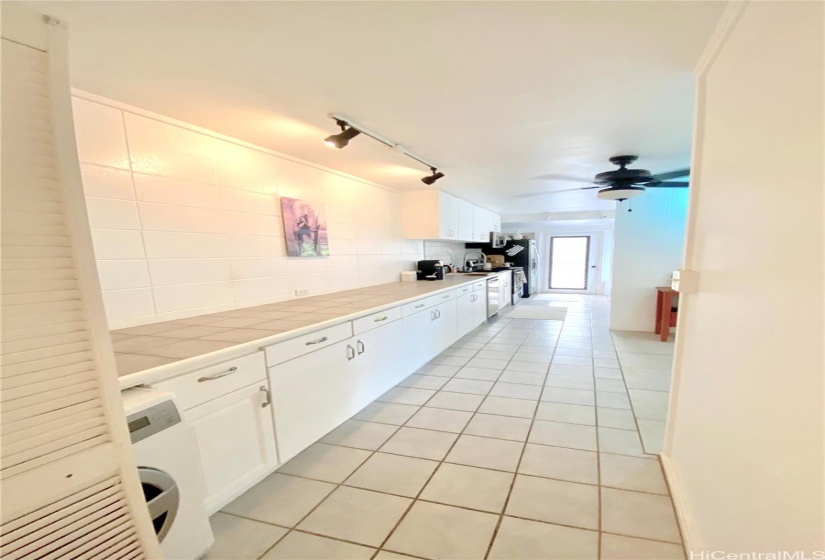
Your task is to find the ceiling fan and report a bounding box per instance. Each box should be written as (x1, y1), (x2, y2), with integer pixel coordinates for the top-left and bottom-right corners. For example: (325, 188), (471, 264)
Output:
(516, 155), (690, 201)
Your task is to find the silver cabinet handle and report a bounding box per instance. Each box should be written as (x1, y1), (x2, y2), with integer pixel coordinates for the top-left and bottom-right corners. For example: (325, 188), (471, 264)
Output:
(430, 310), (436, 321)
(415, 303), (425, 309)
(357, 340), (365, 355)
(374, 315), (388, 322)
(346, 345), (356, 360)
(305, 336), (328, 346)
(198, 366), (237, 382)
(462, 288), (469, 292)
(260, 386), (271, 408)
(442, 294), (449, 299)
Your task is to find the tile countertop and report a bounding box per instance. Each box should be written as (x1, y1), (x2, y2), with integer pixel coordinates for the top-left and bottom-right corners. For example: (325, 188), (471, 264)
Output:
(112, 274), (501, 390)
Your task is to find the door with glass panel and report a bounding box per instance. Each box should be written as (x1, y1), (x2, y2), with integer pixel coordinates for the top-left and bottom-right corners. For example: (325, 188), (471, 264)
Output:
(548, 236), (595, 292)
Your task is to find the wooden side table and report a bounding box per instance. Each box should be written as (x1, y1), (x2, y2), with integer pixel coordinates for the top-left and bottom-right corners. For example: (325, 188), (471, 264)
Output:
(655, 287), (679, 342)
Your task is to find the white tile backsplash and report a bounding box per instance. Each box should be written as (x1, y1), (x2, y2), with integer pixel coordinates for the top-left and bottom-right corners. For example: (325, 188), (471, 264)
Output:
(75, 95), (424, 328)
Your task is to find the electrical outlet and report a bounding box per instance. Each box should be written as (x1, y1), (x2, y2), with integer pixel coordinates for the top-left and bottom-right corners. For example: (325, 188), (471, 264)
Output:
(294, 289), (309, 297)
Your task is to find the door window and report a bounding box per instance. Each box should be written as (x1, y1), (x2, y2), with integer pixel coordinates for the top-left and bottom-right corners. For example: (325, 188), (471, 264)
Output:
(548, 236), (590, 290)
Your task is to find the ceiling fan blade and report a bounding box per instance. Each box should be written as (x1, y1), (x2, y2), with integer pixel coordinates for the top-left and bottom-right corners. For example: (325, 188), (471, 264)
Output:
(648, 181), (689, 188)
(513, 186), (600, 198)
(530, 173), (595, 184)
(651, 168), (690, 181)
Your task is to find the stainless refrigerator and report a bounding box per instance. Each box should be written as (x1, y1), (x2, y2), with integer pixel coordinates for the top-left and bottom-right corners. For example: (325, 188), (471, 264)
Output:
(466, 239), (539, 296)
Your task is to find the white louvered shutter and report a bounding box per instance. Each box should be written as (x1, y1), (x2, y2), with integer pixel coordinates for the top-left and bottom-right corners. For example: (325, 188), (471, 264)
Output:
(1, 5), (161, 559)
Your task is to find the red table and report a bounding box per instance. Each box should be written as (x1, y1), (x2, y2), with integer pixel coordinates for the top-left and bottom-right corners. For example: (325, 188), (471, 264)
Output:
(655, 287), (678, 342)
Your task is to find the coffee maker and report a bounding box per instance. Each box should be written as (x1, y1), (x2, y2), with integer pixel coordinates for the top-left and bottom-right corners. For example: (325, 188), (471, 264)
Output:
(416, 260), (445, 281)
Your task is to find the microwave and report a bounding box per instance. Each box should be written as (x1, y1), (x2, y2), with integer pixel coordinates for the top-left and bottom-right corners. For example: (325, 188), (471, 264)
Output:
(490, 232), (507, 248)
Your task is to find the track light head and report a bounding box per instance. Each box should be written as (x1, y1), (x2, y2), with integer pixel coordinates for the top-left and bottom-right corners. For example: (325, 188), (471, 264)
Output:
(324, 120), (361, 149)
(421, 168), (445, 185)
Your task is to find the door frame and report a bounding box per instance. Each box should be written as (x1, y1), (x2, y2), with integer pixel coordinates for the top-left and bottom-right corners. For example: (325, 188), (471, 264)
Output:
(538, 231), (605, 295)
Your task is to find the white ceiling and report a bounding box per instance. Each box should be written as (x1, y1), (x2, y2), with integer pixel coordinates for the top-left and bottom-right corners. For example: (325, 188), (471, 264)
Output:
(29, 1), (725, 214)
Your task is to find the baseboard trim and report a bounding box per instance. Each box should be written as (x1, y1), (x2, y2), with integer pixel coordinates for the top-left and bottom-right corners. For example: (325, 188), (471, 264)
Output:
(661, 453), (696, 555)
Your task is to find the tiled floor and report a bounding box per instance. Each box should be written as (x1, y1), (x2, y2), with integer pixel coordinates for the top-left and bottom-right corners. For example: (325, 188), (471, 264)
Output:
(207, 295), (684, 560)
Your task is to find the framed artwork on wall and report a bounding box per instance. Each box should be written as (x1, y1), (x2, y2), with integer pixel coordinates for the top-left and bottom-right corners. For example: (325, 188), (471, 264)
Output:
(280, 197), (329, 257)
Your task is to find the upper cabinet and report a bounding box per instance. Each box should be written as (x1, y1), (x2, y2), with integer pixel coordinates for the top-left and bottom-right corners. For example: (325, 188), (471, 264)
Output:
(402, 190), (501, 242)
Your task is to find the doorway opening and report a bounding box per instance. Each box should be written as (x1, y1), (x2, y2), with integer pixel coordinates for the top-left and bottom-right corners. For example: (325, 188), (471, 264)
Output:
(548, 235), (591, 290)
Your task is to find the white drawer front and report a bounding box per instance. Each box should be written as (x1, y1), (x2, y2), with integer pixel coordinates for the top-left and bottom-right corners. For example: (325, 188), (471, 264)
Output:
(402, 298), (431, 316)
(352, 306), (402, 335)
(455, 284), (473, 297)
(264, 322), (352, 366)
(473, 280), (486, 291)
(153, 352), (266, 411)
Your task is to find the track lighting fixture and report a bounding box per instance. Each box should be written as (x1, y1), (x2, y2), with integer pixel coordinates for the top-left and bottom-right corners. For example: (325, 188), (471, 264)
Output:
(323, 114), (444, 183)
(324, 120), (361, 149)
(421, 168), (445, 185)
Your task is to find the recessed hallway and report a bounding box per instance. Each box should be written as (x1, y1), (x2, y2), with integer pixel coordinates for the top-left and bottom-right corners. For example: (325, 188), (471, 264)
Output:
(206, 295), (683, 559)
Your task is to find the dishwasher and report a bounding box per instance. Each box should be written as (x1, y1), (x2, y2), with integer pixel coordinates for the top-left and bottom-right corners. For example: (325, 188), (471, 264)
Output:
(486, 276), (501, 317)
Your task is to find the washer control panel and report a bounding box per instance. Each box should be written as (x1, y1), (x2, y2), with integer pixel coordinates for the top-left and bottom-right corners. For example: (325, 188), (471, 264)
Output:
(126, 400), (181, 444)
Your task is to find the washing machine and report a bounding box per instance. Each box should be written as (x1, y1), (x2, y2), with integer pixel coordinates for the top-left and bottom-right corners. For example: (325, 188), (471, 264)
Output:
(122, 388), (214, 560)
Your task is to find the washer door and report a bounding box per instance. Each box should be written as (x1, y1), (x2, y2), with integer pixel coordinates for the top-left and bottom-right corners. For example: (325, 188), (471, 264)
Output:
(138, 467), (180, 542)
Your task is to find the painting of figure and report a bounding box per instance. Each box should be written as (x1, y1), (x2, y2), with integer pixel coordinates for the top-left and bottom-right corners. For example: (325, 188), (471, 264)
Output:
(280, 197), (329, 257)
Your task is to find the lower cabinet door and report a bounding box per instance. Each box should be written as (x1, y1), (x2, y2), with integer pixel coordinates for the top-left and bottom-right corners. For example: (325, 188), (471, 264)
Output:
(456, 292), (476, 339)
(352, 319), (406, 406)
(185, 382), (278, 513)
(402, 308), (438, 371)
(268, 340), (357, 463)
(472, 291), (488, 326)
(433, 299), (458, 354)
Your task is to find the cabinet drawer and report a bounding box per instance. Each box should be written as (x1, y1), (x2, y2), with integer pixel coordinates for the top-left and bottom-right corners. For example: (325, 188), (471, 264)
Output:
(455, 284), (473, 296)
(473, 280), (486, 291)
(403, 290), (456, 316)
(264, 322), (352, 366)
(154, 352), (266, 411)
(353, 306), (401, 335)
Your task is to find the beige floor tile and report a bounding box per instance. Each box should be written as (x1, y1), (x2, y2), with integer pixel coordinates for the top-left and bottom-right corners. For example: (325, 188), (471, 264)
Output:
(488, 516), (598, 560)
(477, 395), (538, 418)
(463, 413), (532, 441)
(544, 374), (595, 390)
(512, 353), (554, 364)
(476, 350), (515, 360)
(222, 473), (335, 527)
(373, 551), (413, 560)
(600, 453), (669, 495)
(536, 402), (596, 426)
(278, 443), (371, 483)
(205, 512), (287, 560)
(596, 378), (627, 393)
(397, 374), (449, 390)
(405, 407), (473, 433)
(550, 364), (594, 376)
(597, 390), (631, 410)
(541, 387), (595, 406)
(377, 386), (436, 406)
(519, 444), (598, 485)
(446, 434), (523, 471)
(506, 475), (598, 529)
(415, 364), (460, 377)
(601, 487), (682, 543)
(380, 427), (458, 460)
(442, 347), (480, 358)
(597, 407), (637, 430)
(320, 420), (398, 450)
(442, 378), (495, 395)
(420, 463), (513, 513)
(261, 531), (375, 560)
(598, 427), (647, 457)
(497, 370), (546, 385)
(529, 420), (597, 451)
(617, 352), (673, 370)
(489, 382), (542, 401)
(345, 452), (438, 497)
(637, 419), (666, 454)
(454, 366), (502, 381)
(353, 402), (419, 425)
(425, 391), (485, 412)
(600, 533), (685, 560)
(466, 357), (509, 370)
(298, 487), (411, 547)
(430, 355), (471, 367)
(628, 389), (670, 420)
(385, 501), (498, 560)
(553, 347), (592, 358)
(505, 361), (549, 374)
(594, 367), (623, 380)
(623, 368), (673, 391)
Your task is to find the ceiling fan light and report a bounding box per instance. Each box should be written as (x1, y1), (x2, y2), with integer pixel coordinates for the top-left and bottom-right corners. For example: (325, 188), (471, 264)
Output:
(596, 186), (645, 201)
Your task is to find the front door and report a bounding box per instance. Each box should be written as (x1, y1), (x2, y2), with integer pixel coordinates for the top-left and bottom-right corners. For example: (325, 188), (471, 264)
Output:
(547, 235), (597, 293)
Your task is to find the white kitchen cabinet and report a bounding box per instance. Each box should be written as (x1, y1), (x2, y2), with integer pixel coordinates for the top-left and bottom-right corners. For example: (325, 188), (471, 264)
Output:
(472, 290), (488, 326)
(456, 292), (476, 339)
(185, 382), (278, 513)
(498, 271), (513, 312)
(402, 306), (441, 371)
(458, 199), (475, 241)
(402, 190), (499, 242)
(401, 190), (459, 240)
(432, 299), (458, 354)
(268, 319), (406, 463)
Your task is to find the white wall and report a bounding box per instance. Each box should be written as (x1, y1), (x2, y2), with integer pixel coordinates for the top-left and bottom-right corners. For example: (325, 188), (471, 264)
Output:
(665, 2), (823, 554)
(610, 190), (688, 331)
(73, 93), (423, 329)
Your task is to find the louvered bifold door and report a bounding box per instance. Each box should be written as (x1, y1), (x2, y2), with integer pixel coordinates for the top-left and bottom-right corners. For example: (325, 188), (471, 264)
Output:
(0, 6), (160, 559)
